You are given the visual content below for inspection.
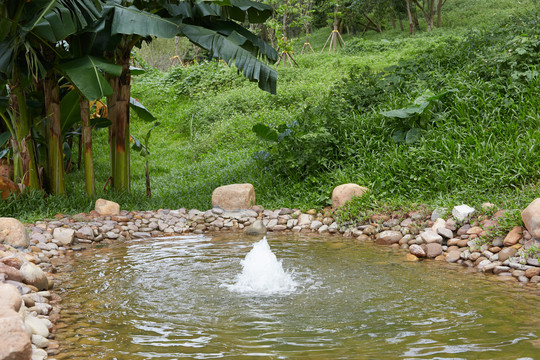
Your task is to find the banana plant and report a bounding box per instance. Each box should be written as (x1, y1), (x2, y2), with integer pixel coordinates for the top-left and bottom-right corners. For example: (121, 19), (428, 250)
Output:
(98, 0), (278, 192)
(0, 0), (102, 192)
(131, 121), (160, 198)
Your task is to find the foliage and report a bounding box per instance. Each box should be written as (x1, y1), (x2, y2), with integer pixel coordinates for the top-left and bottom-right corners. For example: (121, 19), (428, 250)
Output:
(161, 60), (248, 98)
(380, 89), (448, 144)
(6, 3), (540, 221)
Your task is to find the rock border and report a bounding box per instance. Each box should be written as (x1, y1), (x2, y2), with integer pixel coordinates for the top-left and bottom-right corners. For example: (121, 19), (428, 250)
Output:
(1, 204), (539, 359)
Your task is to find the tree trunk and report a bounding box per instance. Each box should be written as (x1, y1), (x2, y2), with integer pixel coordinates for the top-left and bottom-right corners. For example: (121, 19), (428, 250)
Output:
(145, 160), (151, 198)
(43, 73), (65, 195)
(436, 0), (445, 27)
(282, 0), (288, 40)
(9, 66), (40, 190)
(111, 46), (132, 192)
(390, 11), (396, 30)
(80, 97), (95, 196)
(399, 17), (404, 32)
(405, 0), (414, 35)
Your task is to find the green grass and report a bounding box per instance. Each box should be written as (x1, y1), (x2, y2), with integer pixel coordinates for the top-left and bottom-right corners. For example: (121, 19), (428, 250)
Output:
(3, 0), (540, 222)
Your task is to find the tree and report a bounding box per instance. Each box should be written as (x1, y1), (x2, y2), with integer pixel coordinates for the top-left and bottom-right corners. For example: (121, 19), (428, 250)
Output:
(412, 0), (447, 30)
(0, 0), (102, 192)
(99, 0), (278, 191)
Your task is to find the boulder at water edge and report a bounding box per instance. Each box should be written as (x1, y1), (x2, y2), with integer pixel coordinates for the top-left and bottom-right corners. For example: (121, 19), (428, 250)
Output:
(95, 198), (120, 216)
(0, 218), (29, 248)
(0, 175), (18, 200)
(522, 198), (540, 239)
(212, 184), (256, 210)
(0, 284), (22, 312)
(19, 262), (48, 291)
(331, 184), (368, 208)
(245, 220), (267, 235)
(0, 309), (32, 360)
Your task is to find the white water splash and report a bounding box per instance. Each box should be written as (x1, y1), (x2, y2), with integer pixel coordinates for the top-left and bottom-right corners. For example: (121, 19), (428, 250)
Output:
(226, 237), (297, 295)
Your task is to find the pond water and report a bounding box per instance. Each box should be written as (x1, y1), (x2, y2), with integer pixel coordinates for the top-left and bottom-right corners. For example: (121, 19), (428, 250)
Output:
(55, 234), (540, 359)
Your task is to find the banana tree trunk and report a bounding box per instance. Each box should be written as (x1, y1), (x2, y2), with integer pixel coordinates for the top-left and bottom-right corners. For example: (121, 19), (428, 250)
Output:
(111, 47), (131, 192)
(80, 97), (95, 196)
(43, 73), (65, 195)
(8, 66), (40, 190)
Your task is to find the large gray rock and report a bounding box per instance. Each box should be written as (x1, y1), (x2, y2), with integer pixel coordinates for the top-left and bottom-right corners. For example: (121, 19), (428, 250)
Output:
(409, 244), (426, 258)
(19, 262), (48, 291)
(53, 227), (75, 246)
(420, 229), (443, 244)
(0, 284), (22, 312)
(297, 214), (313, 227)
(245, 220), (266, 236)
(331, 183), (368, 208)
(211, 184), (256, 210)
(0, 309), (32, 360)
(376, 230), (402, 245)
(0, 218), (29, 248)
(0, 263), (23, 282)
(95, 198), (120, 216)
(426, 243), (443, 258)
(522, 198), (540, 239)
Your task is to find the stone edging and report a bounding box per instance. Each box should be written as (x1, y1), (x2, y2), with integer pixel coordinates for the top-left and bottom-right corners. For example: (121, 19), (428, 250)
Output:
(1, 203), (539, 359)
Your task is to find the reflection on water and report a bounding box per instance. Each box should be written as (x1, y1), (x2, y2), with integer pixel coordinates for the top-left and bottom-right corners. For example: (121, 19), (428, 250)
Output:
(55, 234), (540, 359)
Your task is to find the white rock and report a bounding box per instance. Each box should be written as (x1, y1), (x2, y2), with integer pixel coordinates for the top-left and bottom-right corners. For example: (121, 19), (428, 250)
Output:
(25, 315), (49, 338)
(52, 227), (75, 246)
(452, 204), (475, 222)
(318, 225), (329, 234)
(420, 229), (443, 244)
(310, 221), (323, 230)
(31, 348), (48, 360)
(31, 334), (49, 348)
(20, 262), (48, 291)
(431, 218), (446, 232)
(297, 214), (313, 227)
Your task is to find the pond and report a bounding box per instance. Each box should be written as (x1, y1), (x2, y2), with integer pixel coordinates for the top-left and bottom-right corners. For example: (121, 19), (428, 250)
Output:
(55, 234), (540, 359)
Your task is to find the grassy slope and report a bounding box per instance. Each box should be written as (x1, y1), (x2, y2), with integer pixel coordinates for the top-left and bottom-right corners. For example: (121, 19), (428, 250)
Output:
(4, 0), (539, 221)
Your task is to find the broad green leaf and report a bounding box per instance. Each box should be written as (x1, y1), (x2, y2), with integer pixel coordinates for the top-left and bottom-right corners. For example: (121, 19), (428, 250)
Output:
(0, 19), (10, 42)
(130, 67), (146, 76)
(130, 98), (156, 122)
(60, 90), (81, 134)
(381, 109), (411, 119)
(252, 123), (278, 142)
(28, 0), (101, 42)
(111, 5), (180, 38)
(179, 23), (277, 94)
(405, 128), (422, 144)
(90, 117), (112, 129)
(144, 122), (161, 144)
(60, 56), (121, 101)
(0, 131), (10, 148)
(0, 96), (8, 113)
(391, 129), (406, 144)
(208, 21), (278, 62)
(131, 134), (142, 151)
(205, 0), (273, 23)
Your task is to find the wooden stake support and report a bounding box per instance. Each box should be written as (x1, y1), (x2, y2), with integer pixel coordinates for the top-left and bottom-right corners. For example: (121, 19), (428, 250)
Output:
(301, 41), (315, 54)
(320, 27), (345, 53)
(276, 51), (298, 67)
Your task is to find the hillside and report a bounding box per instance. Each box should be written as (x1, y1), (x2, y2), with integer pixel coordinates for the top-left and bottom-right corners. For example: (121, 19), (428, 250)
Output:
(5, 0), (540, 220)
